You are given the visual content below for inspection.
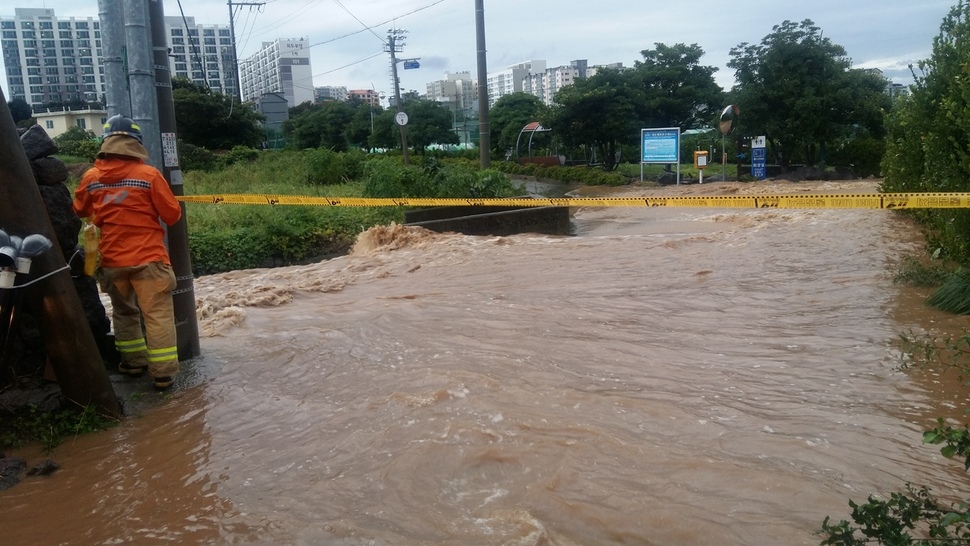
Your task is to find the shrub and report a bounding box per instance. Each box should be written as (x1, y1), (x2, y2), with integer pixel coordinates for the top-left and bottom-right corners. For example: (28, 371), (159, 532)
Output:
(178, 141), (218, 172)
(54, 126), (99, 162)
(221, 145), (260, 167)
(305, 148), (347, 185)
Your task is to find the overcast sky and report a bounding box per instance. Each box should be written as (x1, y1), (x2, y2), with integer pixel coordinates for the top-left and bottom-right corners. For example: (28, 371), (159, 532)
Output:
(1, 0), (958, 103)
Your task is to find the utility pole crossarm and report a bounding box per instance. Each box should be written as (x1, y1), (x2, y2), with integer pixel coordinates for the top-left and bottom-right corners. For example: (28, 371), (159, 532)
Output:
(227, 0), (265, 102)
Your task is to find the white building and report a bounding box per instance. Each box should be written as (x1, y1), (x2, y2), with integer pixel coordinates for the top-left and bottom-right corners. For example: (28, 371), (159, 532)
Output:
(523, 60), (588, 106)
(239, 38), (313, 108)
(485, 60), (545, 107)
(314, 85), (348, 102)
(426, 71), (477, 114)
(163, 16), (236, 96)
(0, 8), (239, 109)
(1, 8), (105, 107)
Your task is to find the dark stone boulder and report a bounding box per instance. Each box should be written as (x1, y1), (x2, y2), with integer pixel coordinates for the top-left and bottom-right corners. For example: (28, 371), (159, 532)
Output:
(27, 459), (60, 477)
(19, 125), (58, 161)
(31, 156), (69, 186)
(0, 457), (26, 491)
(37, 183), (82, 263)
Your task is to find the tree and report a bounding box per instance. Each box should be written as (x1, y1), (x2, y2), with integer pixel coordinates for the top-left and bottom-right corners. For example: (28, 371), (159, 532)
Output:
(728, 19), (890, 169)
(487, 92), (545, 156)
(544, 68), (640, 171)
(633, 43), (724, 130)
(401, 99), (459, 154)
(883, 1), (970, 264)
(171, 78), (264, 150)
(367, 99), (458, 155)
(7, 98), (32, 124)
(283, 100), (356, 151)
(346, 103), (383, 150)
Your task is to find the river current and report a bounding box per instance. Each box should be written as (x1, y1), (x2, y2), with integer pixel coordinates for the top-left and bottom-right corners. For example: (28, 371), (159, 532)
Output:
(2, 180), (968, 545)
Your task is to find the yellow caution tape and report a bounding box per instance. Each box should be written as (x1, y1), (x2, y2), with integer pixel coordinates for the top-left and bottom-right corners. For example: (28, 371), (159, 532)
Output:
(174, 193), (970, 209)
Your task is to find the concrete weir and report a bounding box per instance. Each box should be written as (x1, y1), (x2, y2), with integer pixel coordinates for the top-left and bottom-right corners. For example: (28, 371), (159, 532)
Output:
(404, 201), (571, 236)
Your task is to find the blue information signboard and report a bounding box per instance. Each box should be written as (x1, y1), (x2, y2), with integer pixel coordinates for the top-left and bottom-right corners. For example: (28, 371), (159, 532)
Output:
(751, 136), (767, 180)
(641, 128), (680, 163)
(403, 61), (420, 70)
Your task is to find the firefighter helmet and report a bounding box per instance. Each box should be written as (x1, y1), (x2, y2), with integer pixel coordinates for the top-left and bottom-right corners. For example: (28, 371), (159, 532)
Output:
(102, 115), (143, 143)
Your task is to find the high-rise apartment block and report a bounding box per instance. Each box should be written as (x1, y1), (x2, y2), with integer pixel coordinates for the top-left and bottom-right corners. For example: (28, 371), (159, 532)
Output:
(0, 8), (238, 108)
(426, 71), (477, 114)
(239, 38), (313, 108)
(163, 16), (236, 96)
(1, 8), (104, 106)
(523, 60), (588, 106)
(485, 60), (546, 107)
(315, 86), (348, 102)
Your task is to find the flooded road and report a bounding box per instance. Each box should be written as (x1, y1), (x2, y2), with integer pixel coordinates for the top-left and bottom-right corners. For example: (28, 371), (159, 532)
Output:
(2, 180), (968, 545)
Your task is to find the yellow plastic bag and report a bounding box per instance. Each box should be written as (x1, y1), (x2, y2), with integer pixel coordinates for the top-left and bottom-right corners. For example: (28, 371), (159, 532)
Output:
(83, 221), (100, 276)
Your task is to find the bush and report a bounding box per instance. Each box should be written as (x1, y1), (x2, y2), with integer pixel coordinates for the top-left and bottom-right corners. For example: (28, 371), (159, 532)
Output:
(53, 126), (100, 162)
(221, 145), (260, 167)
(178, 141), (217, 172)
(305, 148), (347, 185)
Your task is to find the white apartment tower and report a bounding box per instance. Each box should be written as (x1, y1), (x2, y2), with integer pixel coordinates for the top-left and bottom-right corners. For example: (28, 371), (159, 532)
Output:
(1, 8), (105, 107)
(0, 9), (239, 109)
(485, 60), (545, 107)
(426, 72), (477, 114)
(523, 60), (588, 106)
(239, 38), (313, 108)
(163, 16), (236, 96)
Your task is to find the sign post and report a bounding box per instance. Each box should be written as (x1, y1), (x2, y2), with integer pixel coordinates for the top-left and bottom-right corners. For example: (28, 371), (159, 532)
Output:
(751, 136), (767, 180)
(641, 127), (681, 184)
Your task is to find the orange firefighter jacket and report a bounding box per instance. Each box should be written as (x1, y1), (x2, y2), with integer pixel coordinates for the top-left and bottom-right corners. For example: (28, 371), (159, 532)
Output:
(73, 155), (182, 268)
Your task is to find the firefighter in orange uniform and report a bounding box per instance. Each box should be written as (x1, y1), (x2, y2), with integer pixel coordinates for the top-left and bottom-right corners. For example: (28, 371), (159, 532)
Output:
(73, 115), (182, 390)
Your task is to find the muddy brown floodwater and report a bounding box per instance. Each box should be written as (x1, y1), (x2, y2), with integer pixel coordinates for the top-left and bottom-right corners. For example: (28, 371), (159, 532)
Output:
(2, 179), (969, 545)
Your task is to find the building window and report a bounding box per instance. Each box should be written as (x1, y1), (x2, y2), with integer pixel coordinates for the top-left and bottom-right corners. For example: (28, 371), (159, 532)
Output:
(40, 22), (53, 30)
(171, 37), (183, 45)
(40, 30), (53, 39)
(76, 119), (86, 129)
(76, 22), (89, 30)
(21, 22), (34, 29)
(45, 120), (54, 129)
(0, 22), (14, 30)
(203, 29), (214, 36)
(22, 30), (35, 39)
(60, 31), (72, 39)
(171, 28), (182, 36)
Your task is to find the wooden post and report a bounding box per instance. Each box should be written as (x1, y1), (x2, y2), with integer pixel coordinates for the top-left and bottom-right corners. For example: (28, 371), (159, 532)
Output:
(0, 92), (122, 418)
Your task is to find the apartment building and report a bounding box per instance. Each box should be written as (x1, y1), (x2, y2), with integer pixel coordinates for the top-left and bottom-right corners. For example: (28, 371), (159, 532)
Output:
(1, 8), (104, 107)
(522, 60), (588, 106)
(163, 16), (236, 96)
(0, 8), (238, 108)
(348, 88), (381, 107)
(485, 60), (545, 107)
(239, 38), (313, 108)
(314, 85), (348, 102)
(426, 71), (477, 114)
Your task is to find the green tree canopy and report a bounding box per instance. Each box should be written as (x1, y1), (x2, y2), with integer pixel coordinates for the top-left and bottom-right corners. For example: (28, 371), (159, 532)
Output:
(728, 19), (890, 168)
(369, 98), (458, 154)
(172, 78), (264, 150)
(544, 68), (640, 171)
(633, 43), (724, 129)
(402, 99), (460, 153)
(283, 100), (357, 151)
(7, 97), (32, 124)
(883, 1), (970, 263)
(487, 92), (546, 156)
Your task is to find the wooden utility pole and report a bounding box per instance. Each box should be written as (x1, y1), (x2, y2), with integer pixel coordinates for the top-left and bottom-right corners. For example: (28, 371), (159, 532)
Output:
(0, 93), (121, 418)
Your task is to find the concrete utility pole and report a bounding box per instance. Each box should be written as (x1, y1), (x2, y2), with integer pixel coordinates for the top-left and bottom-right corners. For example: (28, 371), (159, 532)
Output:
(475, 0), (490, 168)
(123, 0), (162, 164)
(227, 0), (265, 102)
(149, 0), (201, 360)
(386, 29), (410, 165)
(98, 0), (131, 116)
(0, 94), (122, 418)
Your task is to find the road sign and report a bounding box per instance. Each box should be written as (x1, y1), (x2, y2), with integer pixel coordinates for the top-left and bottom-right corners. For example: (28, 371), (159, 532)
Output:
(403, 60), (420, 69)
(395, 112), (409, 126)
